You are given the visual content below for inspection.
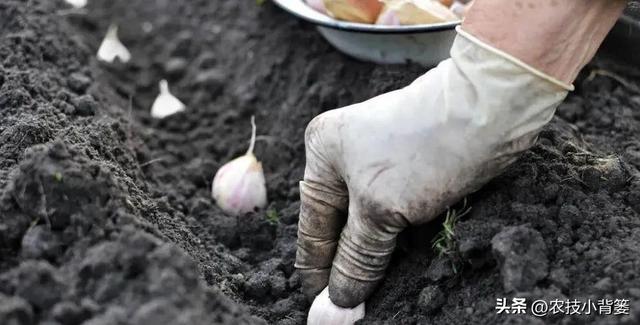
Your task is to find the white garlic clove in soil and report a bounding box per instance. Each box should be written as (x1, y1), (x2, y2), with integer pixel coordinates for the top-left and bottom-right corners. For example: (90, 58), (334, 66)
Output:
(376, 0), (458, 25)
(65, 0), (87, 8)
(307, 287), (365, 325)
(150, 80), (186, 119)
(212, 116), (267, 215)
(97, 24), (131, 63)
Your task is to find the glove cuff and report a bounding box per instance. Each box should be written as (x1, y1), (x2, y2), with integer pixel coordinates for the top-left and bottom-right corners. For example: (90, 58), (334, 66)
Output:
(456, 26), (575, 92)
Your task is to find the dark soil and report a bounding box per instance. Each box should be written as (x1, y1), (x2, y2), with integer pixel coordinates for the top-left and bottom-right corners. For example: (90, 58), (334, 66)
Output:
(0, 0), (639, 324)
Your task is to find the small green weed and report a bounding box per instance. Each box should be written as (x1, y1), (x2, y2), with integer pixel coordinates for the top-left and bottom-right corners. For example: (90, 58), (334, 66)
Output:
(431, 198), (471, 260)
(266, 209), (279, 225)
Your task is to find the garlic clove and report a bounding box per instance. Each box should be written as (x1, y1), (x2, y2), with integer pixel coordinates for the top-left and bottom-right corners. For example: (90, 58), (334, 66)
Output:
(376, 0), (458, 25)
(376, 6), (401, 25)
(323, 0), (384, 24)
(450, 0), (473, 18)
(306, 0), (328, 14)
(212, 154), (267, 215)
(150, 80), (186, 119)
(307, 287), (365, 325)
(212, 116), (268, 215)
(97, 24), (131, 63)
(65, 0), (87, 8)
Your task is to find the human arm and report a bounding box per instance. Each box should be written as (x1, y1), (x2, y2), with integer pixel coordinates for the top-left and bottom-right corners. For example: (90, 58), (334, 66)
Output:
(297, 0), (628, 315)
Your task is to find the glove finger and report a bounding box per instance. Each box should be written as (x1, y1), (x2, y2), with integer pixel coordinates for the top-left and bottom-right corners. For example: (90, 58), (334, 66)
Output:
(296, 179), (348, 300)
(328, 203), (403, 308)
(296, 113), (349, 301)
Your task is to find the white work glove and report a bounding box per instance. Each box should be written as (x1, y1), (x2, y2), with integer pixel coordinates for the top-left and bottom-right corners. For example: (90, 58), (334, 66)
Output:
(296, 26), (572, 313)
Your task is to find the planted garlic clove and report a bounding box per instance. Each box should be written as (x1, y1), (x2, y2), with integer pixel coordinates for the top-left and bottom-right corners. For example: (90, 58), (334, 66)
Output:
(212, 116), (267, 215)
(376, 0), (458, 25)
(150, 80), (186, 119)
(97, 24), (131, 63)
(307, 287), (365, 325)
(212, 155), (267, 215)
(323, 0), (384, 24)
(306, 0), (328, 14)
(65, 0), (87, 8)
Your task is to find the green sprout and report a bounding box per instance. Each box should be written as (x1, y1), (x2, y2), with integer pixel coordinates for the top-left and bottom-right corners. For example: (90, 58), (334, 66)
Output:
(53, 172), (63, 183)
(266, 209), (279, 225)
(431, 198), (471, 272)
(256, 0), (266, 5)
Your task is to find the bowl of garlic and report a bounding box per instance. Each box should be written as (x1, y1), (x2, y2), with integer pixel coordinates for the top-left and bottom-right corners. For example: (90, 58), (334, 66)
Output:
(272, 0), (471, 66)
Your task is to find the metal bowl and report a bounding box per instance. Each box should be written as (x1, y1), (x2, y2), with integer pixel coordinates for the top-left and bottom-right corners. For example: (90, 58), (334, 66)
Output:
(272, 0), (461, 66)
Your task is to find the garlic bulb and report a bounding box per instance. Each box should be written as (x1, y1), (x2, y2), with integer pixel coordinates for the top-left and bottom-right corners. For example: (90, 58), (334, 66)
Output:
(212, 116), (267, 215)
(150, 80), (186, 119)
(97, 24), (131, 63)
(307, 287), (365, 325)
(65, 0), (87, 8)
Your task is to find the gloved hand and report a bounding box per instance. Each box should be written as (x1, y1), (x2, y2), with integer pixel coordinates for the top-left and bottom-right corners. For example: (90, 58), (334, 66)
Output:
(295, 26), (572, 310)
(296, 0), (627, 318)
